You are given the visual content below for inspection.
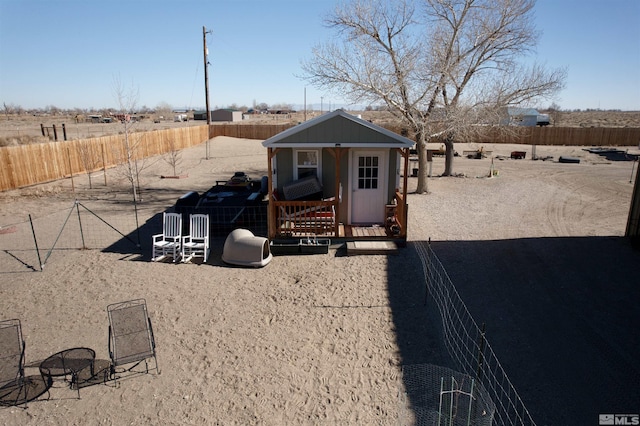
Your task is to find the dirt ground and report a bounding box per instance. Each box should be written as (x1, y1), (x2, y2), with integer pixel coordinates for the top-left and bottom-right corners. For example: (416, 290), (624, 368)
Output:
(0, 137), (639, 425)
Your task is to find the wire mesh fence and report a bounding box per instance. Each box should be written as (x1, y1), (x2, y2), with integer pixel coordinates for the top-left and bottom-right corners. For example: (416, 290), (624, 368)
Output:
(0, 201), (143, 272)
(0, 200), (269, 272)
(176, 204), (268, 238)
(412, 240), (536, 426)
(399, 364), (495, 426)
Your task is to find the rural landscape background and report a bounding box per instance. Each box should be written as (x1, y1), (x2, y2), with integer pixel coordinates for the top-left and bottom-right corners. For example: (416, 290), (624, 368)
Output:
(2, 108), (640, 146)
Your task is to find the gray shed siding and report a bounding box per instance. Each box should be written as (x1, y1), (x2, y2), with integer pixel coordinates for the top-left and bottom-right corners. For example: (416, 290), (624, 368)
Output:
(274, 148), (337, 197)
(275, 115), (400, 145)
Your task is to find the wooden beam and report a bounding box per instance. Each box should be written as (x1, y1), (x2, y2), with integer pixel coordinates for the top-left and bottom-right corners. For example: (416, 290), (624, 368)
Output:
(334, 147), (341, 237)
(402, 147), (409, 238)
(267, 147), (275, 239)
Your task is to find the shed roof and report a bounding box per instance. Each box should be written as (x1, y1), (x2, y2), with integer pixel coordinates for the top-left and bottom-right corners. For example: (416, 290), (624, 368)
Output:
(213, 108), (241, 113)
(262, 109), (414, 148)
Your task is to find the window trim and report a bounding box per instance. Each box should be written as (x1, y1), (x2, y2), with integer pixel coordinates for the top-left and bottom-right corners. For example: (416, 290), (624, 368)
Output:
(293, 149), (322, 180)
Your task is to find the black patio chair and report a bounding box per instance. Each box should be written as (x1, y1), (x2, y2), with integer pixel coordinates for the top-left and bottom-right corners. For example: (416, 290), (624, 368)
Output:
(0, 319), (50, 407)
(107, 299), (160, 385)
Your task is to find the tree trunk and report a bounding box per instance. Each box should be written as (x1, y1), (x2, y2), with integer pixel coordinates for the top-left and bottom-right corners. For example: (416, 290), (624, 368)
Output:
(443, 138), (455, 176)
(415, 131), (429, 194)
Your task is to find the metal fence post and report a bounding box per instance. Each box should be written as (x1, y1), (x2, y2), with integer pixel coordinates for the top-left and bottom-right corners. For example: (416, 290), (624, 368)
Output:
(29, 214), (43, 271)
(476, 322), (486, 385)
(75, 200), (86, 249)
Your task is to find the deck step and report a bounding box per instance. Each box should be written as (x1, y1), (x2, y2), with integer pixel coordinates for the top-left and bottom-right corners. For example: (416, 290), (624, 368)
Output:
(346, 240), (400, 255)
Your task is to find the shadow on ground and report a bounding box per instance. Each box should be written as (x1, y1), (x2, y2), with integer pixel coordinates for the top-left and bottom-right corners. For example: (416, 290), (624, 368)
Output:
(388, 236), (640, 425)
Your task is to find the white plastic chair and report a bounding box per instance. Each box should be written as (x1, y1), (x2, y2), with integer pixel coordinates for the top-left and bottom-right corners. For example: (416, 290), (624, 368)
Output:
(181, 214), (210, 263)
(151, 213), (182, 262)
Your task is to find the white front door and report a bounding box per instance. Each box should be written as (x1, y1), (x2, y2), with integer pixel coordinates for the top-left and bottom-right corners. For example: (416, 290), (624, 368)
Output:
(351, 150), (387, 224)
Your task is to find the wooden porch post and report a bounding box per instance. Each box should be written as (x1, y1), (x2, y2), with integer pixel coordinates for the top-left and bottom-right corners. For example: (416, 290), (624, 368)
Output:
(334, 146), (341, 238)
(402, 147), (409, 202)
(328, 146), (349, 238)
(267, 147), (275, 239)
(397, 147), (410, 239)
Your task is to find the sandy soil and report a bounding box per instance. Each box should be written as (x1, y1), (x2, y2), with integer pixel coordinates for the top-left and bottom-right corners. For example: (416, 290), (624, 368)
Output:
(1, 137), (639, 425)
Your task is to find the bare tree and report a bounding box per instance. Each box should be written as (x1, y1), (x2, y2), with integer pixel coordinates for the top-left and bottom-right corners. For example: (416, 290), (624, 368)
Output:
(302, 0), (566, 192)
(163, 136), (183, 177)
(112, 76), (147, 202)
(76, 141), (101, 189)
(3, 102), (23, 120)
(546, 102), (562, 125)
(156, 101), (173, 120)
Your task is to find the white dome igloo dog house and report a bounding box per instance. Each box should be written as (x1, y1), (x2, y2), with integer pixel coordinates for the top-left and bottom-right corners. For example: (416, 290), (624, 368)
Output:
(222, 229), (273, 267)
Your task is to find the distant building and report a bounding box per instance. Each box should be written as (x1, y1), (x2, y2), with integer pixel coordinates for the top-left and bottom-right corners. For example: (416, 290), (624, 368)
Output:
(211, 109), (243, 122)
(194, 109), (242, 122)
(193, 111), (208, 121)
(502, 107), (550, 127)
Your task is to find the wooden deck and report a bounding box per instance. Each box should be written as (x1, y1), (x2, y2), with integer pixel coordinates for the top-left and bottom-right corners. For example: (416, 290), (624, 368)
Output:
(344, 225), (389, 238)
(284, 224), (391, 239)
(346, 240), (400, 255)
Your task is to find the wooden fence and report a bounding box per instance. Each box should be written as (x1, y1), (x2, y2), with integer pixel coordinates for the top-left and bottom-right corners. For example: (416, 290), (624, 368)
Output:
(474, 126), (640, 146)
(0, 126), (210, 191)
(384, 124), (640, 146)
(210, 123), (294, 140)
(1, 123), (639, 191)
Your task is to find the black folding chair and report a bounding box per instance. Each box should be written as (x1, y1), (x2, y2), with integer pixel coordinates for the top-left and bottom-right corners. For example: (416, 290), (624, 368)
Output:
(107, 299), (160, 385)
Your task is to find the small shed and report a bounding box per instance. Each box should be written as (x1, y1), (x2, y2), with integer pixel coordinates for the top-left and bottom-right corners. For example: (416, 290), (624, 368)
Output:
(211, 109), (243, 122)
(193, 111), (208, 120)
(262, 109), (414, 240)
(502, 107), (549, 127)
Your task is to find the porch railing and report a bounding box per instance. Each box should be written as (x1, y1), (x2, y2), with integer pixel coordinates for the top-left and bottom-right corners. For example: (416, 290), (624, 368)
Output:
(273, 199), (337, 238)
(270, 191), (407, 239)
(392, 190), (407, 239)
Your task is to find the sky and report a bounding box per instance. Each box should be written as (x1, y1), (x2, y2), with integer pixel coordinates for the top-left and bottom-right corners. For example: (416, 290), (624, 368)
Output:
(0, 0), (638, 112)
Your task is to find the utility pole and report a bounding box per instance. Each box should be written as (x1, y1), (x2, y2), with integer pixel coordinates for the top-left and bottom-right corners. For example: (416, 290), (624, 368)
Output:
(203, 26), (212, 159)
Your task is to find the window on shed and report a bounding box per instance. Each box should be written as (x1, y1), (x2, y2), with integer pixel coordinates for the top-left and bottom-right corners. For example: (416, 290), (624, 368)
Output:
(294, 150), (320, 179)
(358, 155), (379, 189)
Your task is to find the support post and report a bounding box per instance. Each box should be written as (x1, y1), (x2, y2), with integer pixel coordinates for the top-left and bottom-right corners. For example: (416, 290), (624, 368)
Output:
(29, 214), (43, 272)
(334, 146), (341, 238)
(267, 147), (275, 239)
(203, 25), (211, 160)
(75, 200), (86, 249)
(102, 142), (108, 185)
(476, 322), (487, 385)
(67, 147), (75, 193)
